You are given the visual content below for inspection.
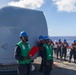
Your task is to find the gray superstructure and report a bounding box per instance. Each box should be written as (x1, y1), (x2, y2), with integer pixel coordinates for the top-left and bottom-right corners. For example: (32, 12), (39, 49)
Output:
(0, 6), (48, 65)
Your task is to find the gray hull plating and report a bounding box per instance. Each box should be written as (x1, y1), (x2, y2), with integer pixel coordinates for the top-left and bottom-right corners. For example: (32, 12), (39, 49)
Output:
(0, 6), (48, 64)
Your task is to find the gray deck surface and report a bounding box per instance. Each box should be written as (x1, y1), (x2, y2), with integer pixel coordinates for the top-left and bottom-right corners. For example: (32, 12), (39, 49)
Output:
(0, 57), (76, 75)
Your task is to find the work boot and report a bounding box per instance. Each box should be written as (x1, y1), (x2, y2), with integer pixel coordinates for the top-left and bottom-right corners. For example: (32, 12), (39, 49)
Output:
(69, 60), (71, 63)
(39, 68), (44, 72)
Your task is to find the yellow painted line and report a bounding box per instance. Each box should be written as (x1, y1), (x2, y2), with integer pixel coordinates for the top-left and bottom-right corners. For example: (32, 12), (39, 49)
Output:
(53, 62), (58, 67)
(62, 62), (69, 65)
(53, 61), (59, 64)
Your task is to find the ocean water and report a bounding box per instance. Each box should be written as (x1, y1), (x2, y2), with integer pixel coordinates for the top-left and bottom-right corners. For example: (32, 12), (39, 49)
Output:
(50, 36), (76, 46)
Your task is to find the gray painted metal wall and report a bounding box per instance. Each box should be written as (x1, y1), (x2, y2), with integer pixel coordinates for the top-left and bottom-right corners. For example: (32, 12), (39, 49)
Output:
(0, 6), (48, 64)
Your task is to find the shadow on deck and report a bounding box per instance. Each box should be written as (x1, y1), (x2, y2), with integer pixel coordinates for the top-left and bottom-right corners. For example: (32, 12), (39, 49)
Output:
(0, 63), (76, 75)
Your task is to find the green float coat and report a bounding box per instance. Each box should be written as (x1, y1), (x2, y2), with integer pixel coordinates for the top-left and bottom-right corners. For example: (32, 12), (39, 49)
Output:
(43, 44), (53, 60)
(17, 41), (31, 64)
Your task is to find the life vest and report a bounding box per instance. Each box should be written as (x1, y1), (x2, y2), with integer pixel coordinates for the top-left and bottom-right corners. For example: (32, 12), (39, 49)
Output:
(71, 42), (75, 50)
(62, 42), (68, 48)
(58, 42), (62, 47)
(71, 43), (76, 50)
(43, 44), (53, 60)
(17, 41), (31, 64)
(49, 41), (54, 47)
(38, 40), (44, 50)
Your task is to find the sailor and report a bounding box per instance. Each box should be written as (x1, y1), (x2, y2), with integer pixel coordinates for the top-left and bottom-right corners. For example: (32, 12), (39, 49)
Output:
(57, 39), (62, 59)
(42, 36), (53, 75)
(49, 39), (54, 49)
(61, 39), (69, 61)
(53, 40), (58, 54)
(69, 40), (76, 63)
(14, 31), (31, 75)
(73, 40), (76, 63)
(38, 35), (44, 72)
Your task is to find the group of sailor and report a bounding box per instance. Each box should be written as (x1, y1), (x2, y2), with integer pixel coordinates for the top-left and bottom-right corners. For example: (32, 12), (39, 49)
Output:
(15, 32), (53, 75)
(49, 39), (76, 63)
(14, 31), (76, 75)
